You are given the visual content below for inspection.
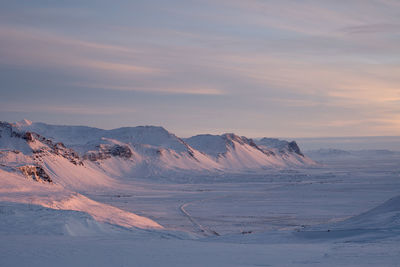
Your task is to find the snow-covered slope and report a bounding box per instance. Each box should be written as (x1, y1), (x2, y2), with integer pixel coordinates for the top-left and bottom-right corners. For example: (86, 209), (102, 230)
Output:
(0, 121), (163, 230)
(10, 120), (314, 176)
(16, 120), (188, 152)
(298, 195), (400, 241)
(13, 121), (218, 176)
(0, 166), (162, 230)
(328, 195), (400, 231)
(0, 202), (126, 236)
(185, 134), (315, 170)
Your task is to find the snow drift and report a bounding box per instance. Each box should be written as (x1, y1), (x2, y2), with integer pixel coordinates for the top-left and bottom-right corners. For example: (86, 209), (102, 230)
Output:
(298, 195), (400, 241)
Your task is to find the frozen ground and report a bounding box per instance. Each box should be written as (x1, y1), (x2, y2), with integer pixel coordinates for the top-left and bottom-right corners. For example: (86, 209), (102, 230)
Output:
(1, 150), (400, 266)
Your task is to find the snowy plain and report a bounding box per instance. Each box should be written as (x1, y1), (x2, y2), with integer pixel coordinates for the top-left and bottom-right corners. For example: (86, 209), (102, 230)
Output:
(0, 121), (400, 266)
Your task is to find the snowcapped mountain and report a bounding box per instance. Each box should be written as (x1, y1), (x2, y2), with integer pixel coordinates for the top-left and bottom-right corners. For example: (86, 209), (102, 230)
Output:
(184, 134), (314, 170)
(3, 120), (315, 177)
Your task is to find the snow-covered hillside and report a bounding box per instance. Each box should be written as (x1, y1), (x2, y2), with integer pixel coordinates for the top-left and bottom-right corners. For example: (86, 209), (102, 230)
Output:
(297, 194), (400, 241)
(185, 134), (314, 170)
(9, 120), (315, 176)
(0, 121), (164, 231)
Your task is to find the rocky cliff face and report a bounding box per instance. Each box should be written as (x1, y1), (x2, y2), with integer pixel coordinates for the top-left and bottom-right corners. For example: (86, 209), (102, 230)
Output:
(256, 138), (305, 157)
(27, 131), (83, 166)
(84, 144), (133, 161)
(18, 165), (52, 183)
(0, 121), (83, 166)
(287, 141), (304, 157)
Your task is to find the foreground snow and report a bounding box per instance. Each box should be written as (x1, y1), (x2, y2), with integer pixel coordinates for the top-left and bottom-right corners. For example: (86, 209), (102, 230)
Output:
(1, 234), (399, 267)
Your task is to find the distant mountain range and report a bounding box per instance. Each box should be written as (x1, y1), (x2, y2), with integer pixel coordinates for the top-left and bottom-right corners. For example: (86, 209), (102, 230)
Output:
(296, 136), (400, 151)
(1, 119), (314, 180)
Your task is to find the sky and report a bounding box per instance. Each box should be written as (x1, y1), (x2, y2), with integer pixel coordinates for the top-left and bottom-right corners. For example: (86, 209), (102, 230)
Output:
(0, 0), (399, 138)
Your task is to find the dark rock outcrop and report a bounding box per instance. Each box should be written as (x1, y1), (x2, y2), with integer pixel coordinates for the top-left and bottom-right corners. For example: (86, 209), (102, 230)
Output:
(110, 145), (132, 158)
(84, 144), (133, 161)
(18, 165), (53, 183)
(23, 132), (35, 142)
(0, 121), (23, 138)
(288, 141), (304, 157)
(1, 121), (83, 165)
(256, 138), (305, 157)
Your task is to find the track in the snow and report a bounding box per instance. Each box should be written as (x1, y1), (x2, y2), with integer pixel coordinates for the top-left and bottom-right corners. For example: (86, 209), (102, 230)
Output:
(179, 200), (220, 236)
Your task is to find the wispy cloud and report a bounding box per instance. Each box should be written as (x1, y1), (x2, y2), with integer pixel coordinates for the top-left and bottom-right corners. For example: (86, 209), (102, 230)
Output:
(341, 23), (400, 34)
(0, 103), (136, 115)
(81, 60), (161, 74)
(0, 26), (161, 75)
(72, 83), (225, 96)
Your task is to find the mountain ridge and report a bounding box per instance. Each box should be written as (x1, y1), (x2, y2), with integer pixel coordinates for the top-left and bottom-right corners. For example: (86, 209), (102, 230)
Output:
(2, 120), (316, 178)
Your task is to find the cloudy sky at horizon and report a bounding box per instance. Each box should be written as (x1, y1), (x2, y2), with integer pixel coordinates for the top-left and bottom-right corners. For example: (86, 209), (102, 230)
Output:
(1, 0), (399, 137)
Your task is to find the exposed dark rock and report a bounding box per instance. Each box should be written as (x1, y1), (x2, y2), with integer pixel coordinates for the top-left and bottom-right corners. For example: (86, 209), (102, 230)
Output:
(18, 165), (53, 183)
(23, 132), (34, 142)
(83, 144), (133, 161)
(0, 122), (84, 165)
(110, 145), (132, 158)
(26, 134), (83, 165)
(288, 141), (304, 157)
(256, 138), (305, 157)
(0, 121), (22, 138)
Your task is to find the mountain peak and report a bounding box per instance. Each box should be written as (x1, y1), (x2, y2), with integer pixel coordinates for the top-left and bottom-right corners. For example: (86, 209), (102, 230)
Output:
(15, 119), (33, 127)
(256, 138), (304, 157)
